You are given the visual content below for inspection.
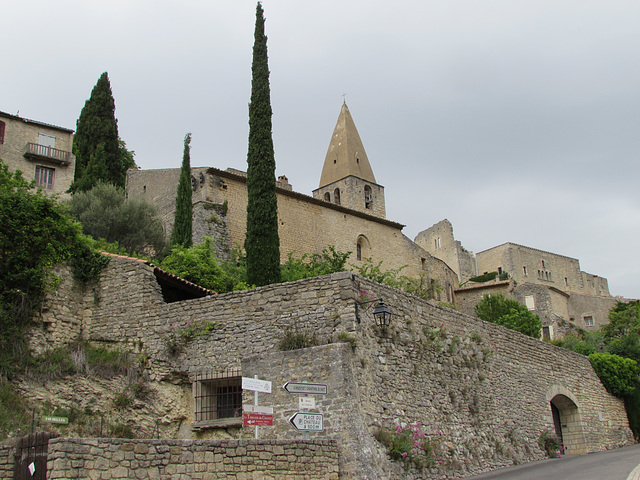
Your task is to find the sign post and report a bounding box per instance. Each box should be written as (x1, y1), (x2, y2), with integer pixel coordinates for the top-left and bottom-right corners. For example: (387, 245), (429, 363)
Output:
(283, 380), (327, 438)
(242, 376), (272, 439)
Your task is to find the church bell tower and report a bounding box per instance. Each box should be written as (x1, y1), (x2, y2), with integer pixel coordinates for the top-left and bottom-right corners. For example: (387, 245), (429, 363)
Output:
(312, 103), (386, 219)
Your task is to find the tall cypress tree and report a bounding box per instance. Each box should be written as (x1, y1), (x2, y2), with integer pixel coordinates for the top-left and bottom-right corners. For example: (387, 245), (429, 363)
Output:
(245, 2), (281, 287)
(71, 72), (134, 192)
(171, 133), (193, 248)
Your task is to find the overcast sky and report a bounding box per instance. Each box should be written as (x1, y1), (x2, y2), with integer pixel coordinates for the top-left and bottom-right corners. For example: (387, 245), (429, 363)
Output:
(2, 0), (639, 298)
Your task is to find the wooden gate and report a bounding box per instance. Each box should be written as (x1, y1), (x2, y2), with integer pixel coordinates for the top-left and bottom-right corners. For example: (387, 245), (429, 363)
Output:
(13, 432), (58, 480)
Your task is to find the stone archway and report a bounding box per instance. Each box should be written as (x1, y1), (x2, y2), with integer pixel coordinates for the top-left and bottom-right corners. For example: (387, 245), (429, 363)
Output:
(546, 385), (587, 455)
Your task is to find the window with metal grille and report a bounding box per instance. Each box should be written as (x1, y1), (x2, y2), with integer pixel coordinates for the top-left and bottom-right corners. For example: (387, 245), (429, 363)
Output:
(35, 165), (55, 189)
(194, 369), (242, 426)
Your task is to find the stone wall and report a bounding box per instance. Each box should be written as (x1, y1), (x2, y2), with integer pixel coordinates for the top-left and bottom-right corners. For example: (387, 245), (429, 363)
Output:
(568, 293), (620, 331)
(31, 256), (633, 479)
(0, 444), (13, 480)
(415, 219), (476, 283)
(46, 438), (339, 479)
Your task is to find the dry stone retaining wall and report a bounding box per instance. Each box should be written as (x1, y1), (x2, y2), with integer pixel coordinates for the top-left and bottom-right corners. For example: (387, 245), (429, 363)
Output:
(31, 256), (633, 479)
(0, 444), (13, 480)
(46, 438), (338, 480)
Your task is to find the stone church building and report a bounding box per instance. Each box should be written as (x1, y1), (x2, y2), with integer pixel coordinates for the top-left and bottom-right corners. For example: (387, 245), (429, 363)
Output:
(126, 103), (623, 337)
(126, 103), (460, 303)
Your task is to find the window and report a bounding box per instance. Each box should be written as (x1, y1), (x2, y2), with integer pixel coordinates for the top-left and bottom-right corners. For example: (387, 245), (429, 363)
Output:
(542, 326), (551, 341)
(194, 369), (242, 426)
(542, 260), (546, 268)
(38, 133), (56, 147)
(523, 266), (527, 276)
(364, 185), (372, 209)
(334, 188), (340, 205)
(356, 235), (369, 262)
(524, 295), (535, 311)
(0, 121), (5, 144)
(324, 192), (330, 202)
(421, 258), (426, 270)
(35, 166), (55, 189)
(584, 316), (594, 327)
(564, 277), (568, 287)
(435, 237), (441, 249)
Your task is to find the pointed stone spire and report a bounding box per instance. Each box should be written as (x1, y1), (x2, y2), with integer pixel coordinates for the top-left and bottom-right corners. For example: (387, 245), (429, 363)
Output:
(313, 103), (386, 219)
(319, 103), (376, 188)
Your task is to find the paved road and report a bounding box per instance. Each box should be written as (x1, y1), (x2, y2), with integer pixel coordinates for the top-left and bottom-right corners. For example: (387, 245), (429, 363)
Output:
(463, 443), (640, 480)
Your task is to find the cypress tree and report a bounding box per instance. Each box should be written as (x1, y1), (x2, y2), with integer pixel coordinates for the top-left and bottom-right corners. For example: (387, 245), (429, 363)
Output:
(71, 72), (134, 192)
(171, 133), (193, 248)
(244, 2), (281, 287)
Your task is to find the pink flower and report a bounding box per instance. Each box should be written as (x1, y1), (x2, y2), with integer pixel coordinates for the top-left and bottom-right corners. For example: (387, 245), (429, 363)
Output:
(401, 452), (408, 458)
(395, 426), (402, 434)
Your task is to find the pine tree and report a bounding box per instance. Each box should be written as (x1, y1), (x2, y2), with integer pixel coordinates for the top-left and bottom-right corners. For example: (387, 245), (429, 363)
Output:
(171, 133), (193, 248)
(244, 2), (281, 287)
(71, 72), (134, 192)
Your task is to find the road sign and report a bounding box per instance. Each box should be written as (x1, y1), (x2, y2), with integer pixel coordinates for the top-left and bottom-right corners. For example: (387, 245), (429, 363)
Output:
(244, 405), (273, 415)
(299, 396), (316, 409)
(242, 377), (272, 393)
(42, 416), (68, 424)
(289, 412), (323, 431)
(243, 412), (273, 426)
(283, 382), (328, 395)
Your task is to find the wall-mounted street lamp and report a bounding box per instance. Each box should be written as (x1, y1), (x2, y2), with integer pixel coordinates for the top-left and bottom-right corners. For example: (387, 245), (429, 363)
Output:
(355, 298), (393, 328)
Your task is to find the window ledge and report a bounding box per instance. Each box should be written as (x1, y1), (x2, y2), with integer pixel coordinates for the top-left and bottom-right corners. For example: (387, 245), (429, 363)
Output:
(191, 417), (243, 431)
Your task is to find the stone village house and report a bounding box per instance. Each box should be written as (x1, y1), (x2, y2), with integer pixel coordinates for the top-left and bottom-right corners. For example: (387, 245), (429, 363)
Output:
(0, 110), (75, 197)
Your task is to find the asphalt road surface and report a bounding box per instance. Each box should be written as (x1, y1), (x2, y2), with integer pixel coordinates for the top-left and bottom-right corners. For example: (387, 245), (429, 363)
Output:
(463, 443), (640, 480)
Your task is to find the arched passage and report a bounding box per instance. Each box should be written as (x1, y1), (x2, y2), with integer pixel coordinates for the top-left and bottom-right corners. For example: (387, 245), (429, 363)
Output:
(545, 386), (587, 455)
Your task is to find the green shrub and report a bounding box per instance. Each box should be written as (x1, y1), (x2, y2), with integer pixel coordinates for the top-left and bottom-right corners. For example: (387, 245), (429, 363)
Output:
(281, 246), (351, 282)
(67, 182), (166, 256)
(161, 238), (249, 293)
(469, 272), (498, 283)
(0, 378), (31, 436)
(589, 352), (639, 398)
(279, 330), (318, 351)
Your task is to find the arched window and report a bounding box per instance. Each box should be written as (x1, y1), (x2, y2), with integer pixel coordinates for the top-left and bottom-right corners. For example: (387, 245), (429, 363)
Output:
(356, 235), (370, 262)
(324, 192), (331, 202)
(364, 185), (372, 209)
(334, 188), (341, 205)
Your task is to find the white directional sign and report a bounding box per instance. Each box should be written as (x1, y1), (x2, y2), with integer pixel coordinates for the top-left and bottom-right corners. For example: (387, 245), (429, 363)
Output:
(283, 382), (328, 395)
(299, 396), (316, 409)
(242, 377), (272, 393)
(289, 412), (324, 431)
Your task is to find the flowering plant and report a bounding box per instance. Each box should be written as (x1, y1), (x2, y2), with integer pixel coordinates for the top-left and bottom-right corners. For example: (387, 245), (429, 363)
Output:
(538, 428), (565, 458)
(379, 422), (441, 469)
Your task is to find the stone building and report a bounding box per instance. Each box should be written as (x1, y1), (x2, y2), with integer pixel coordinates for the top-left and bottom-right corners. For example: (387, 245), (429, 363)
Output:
(126, 102), (628, 336)
(418, 220), (625, 339)
(18, 255), (634, 479)
(0, 110), (75, 196)
(126, 103), (459, 303)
